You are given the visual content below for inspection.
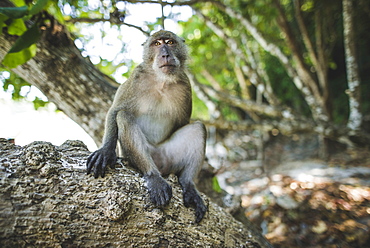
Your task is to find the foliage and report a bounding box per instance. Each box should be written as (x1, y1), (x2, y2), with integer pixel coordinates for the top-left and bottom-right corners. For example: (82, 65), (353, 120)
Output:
(0, 0), (58, 108)
(1, 0), (369, 135)
(1, 69), (29, 100)
(0, 69), (48, 109)
(212, 176), (222, 194)
(180, 0), (370, 129)
(0, 0), (62, 68)
(264, 54), (311, 117)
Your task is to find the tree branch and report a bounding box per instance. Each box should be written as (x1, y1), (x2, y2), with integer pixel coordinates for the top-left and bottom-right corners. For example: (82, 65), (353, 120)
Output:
(187, 72), (222, 120)
(0, 14), (117, 146)
(294, 0), (330, 115)
(210, 1), (329, 123)
(194, 8), (277, 106)
(202, 114), (370, 148)
(0, 139), (273, 248)
(192, 77), (284, 119)
(240, 33), (280, 106)
(272, 0), (325, 113)
(66, 18), (150, 36)
(119, 0), (202, 6)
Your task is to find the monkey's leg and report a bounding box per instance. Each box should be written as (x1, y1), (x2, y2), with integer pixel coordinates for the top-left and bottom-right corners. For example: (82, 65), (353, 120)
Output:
(153, 121), (207, 223)
(118, 117), (172, 207)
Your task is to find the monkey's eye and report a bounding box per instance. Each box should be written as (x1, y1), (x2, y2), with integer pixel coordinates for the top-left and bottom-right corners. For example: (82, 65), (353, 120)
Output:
(166, 40), (174, 45)
(154, 41), (161, 46)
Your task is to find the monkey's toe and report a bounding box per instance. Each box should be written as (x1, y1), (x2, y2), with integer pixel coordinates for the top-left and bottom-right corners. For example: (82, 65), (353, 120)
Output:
(195, 201), (207, 223)
(183, 188), (207, 223)
(150, 184), (172, 206)
(86, 148), (117, 178)
(145, 174), (173, 206)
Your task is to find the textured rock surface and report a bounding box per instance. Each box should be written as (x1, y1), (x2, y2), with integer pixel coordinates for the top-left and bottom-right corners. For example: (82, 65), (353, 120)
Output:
(0, 139), (271, 247)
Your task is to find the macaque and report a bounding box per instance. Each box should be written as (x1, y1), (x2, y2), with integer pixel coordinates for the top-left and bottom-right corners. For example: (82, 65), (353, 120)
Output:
(87, 30), (207, 223)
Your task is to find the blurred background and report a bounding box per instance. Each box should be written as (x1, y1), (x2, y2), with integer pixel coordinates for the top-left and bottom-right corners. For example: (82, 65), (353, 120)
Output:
(1, 0), (370, 247)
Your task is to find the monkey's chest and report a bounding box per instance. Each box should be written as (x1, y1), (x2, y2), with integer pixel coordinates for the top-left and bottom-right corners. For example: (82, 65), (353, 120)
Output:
(137, 85), (188, 117)
(136, 114), (174, 145)
(136, 95), (185, 145)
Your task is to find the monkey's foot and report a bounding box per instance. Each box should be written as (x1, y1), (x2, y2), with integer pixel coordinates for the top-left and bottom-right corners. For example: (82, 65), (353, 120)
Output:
(183, 187), (207, 223)
(145, 174), (173, 206)
(87, 148), (117, 178)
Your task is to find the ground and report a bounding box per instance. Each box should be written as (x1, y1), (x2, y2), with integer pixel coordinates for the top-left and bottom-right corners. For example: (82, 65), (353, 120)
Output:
(218, 156), (370, 248)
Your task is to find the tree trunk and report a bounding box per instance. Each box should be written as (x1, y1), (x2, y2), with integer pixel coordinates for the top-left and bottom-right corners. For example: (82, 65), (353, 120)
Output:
(0, 139), (272, 248)
(211, 2), (328, 123)
(0, 8), (117, 146)
(1, 0), (368, 151)
(343, 0), (363, 131)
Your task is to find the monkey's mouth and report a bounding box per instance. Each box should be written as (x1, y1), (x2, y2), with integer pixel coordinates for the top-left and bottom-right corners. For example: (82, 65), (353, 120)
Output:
(159, 64), (176, 73)
(159, 64), (176, 68)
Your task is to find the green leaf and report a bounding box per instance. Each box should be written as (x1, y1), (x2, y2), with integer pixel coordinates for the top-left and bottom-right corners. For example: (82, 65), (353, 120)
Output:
(33, 96), (48, 109)
(46, 1), (65, 24)
(29, 0), (49, 16)
(8, 23), (41, 53)
(0, 6), (28, 19)
(11, 0), (26, 7)
(0, 14), (8, 35)
(212, 176), (222, 193)
(2, 44), (37, 68)
(7, 18), (26, 35)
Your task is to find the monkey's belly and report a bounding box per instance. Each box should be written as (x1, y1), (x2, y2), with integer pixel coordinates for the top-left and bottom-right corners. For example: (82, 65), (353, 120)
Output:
(136, 115), (173, 145)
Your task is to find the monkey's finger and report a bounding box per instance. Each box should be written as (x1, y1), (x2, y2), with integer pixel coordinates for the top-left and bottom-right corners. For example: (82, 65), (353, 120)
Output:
(160, 184), (172, 206)
(155, 192), (168, 206)
(183, 191), (192, 208)
(166, 186), (173, 204)
(195, 203), (207, 223)
(149, 188), (161, 206)
(101, 157), (111, 178)
(149, 186), (172, 206)
(93, 156), (104, 178)
(149, 193), (160, 206)
(109, 162), (116, 169)
(86, 152), (98, 174)
(101, 166), (106, 178)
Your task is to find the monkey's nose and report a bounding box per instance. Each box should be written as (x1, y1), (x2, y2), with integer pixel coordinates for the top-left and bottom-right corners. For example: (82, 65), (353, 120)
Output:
(161, 54), (172, 64)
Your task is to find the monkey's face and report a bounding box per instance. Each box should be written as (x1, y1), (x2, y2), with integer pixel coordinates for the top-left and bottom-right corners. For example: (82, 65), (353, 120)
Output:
(152, 38), (180, 74)
(143, 31), (188, 77)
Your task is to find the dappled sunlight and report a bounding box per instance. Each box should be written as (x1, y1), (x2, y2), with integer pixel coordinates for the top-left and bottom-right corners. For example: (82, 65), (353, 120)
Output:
(239, 173), (370, 247)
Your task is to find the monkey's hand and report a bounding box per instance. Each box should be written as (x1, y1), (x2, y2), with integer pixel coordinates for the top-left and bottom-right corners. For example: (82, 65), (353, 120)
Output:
(144, 174), (173, 207)
(182, 186), (207, 223)
(86, 147), (117, 178)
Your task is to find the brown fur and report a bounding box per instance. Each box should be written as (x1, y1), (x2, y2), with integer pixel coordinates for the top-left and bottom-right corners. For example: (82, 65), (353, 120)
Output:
(87, 31), (207, 223)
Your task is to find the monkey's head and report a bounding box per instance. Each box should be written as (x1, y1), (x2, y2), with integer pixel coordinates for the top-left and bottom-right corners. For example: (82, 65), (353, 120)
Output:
(143, 30), (188, 77)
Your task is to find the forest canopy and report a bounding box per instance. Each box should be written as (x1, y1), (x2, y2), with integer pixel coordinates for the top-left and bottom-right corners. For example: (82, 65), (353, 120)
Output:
(1, 0), (369, 148)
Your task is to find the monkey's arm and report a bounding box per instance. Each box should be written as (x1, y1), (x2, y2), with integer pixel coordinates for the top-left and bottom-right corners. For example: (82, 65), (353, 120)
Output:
(87, 108), (119, 178)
